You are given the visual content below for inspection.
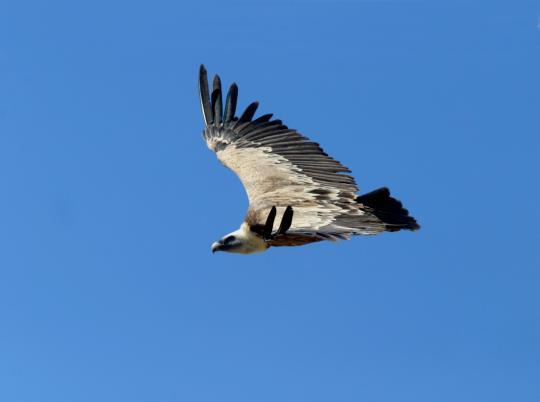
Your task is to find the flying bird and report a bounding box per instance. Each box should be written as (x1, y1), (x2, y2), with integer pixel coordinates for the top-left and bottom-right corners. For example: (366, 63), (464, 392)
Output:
(199, 65), (419, 254)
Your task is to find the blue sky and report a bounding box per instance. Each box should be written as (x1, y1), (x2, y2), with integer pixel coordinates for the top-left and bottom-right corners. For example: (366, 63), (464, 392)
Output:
(1, 1), (539, 401)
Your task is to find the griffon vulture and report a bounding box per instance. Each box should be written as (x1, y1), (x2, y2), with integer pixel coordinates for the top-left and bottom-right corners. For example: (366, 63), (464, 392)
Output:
(199, 65), (419, 254)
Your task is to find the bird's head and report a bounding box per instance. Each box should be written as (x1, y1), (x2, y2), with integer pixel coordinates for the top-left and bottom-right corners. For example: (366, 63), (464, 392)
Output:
(211, 232), (242, 254)
(211, 224), (268, 254)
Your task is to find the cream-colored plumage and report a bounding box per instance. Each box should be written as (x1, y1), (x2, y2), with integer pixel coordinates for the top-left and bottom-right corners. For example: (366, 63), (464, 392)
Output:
(199, 65), (419, 253)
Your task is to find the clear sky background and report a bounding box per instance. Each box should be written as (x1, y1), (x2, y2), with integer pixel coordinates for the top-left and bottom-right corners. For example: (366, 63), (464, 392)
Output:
(1, 1), (539, 401)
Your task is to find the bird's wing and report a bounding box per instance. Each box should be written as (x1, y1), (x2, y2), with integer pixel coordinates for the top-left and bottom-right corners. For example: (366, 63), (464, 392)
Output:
(199, 65), (386, 240)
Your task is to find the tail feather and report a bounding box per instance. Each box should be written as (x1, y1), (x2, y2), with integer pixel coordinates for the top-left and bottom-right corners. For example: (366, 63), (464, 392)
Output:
(357, 187), (420, 232)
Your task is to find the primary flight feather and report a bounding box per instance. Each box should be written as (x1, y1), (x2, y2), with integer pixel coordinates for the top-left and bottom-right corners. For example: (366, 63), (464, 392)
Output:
(199, 65), (419, 254)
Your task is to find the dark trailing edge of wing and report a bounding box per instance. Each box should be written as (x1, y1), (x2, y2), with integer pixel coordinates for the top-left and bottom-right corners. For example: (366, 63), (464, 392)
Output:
(356, 187), (420, 231)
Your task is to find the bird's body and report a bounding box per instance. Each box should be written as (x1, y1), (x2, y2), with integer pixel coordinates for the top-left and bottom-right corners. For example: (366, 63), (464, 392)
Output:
(200, 65), (419, 254)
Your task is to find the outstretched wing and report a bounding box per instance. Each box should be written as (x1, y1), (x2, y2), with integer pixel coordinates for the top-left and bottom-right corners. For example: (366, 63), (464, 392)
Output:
(199, 65), (386, 240)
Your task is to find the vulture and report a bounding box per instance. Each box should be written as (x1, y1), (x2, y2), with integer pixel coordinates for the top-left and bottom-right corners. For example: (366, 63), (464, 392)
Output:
(199, 65), (419, 254)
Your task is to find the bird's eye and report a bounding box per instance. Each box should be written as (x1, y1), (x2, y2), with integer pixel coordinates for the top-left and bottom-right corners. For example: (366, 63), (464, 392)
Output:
(224, 235), (236, 244)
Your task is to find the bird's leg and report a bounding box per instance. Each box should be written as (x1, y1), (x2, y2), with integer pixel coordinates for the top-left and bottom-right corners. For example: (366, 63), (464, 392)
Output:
(263, 206), (277, 240)
(263, 206), (293, 240)
(277, 206), (293, 235)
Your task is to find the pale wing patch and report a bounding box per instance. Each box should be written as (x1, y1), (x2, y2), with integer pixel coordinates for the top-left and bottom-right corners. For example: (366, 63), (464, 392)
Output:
(217, 144), (365, 231)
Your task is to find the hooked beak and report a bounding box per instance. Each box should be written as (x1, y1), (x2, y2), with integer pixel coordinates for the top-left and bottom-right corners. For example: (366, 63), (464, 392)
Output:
(211, 241), (223, 253)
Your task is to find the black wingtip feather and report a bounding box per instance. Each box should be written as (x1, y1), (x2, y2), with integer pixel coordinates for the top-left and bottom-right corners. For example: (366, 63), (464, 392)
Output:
(198, 65), (212, 125)
(357, 187), (420, 231)
(238, 101), (259, 123)
(252, 113), (273, 124)
(212, 75), (222, 125)
(223, 83), (238, 123)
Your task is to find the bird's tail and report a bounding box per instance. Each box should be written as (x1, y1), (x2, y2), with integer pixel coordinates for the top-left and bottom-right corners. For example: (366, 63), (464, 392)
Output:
(356, 187), (420, 232)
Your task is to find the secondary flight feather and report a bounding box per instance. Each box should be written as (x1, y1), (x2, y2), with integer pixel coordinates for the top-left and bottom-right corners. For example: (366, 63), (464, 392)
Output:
(199, 65), (419, 254)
